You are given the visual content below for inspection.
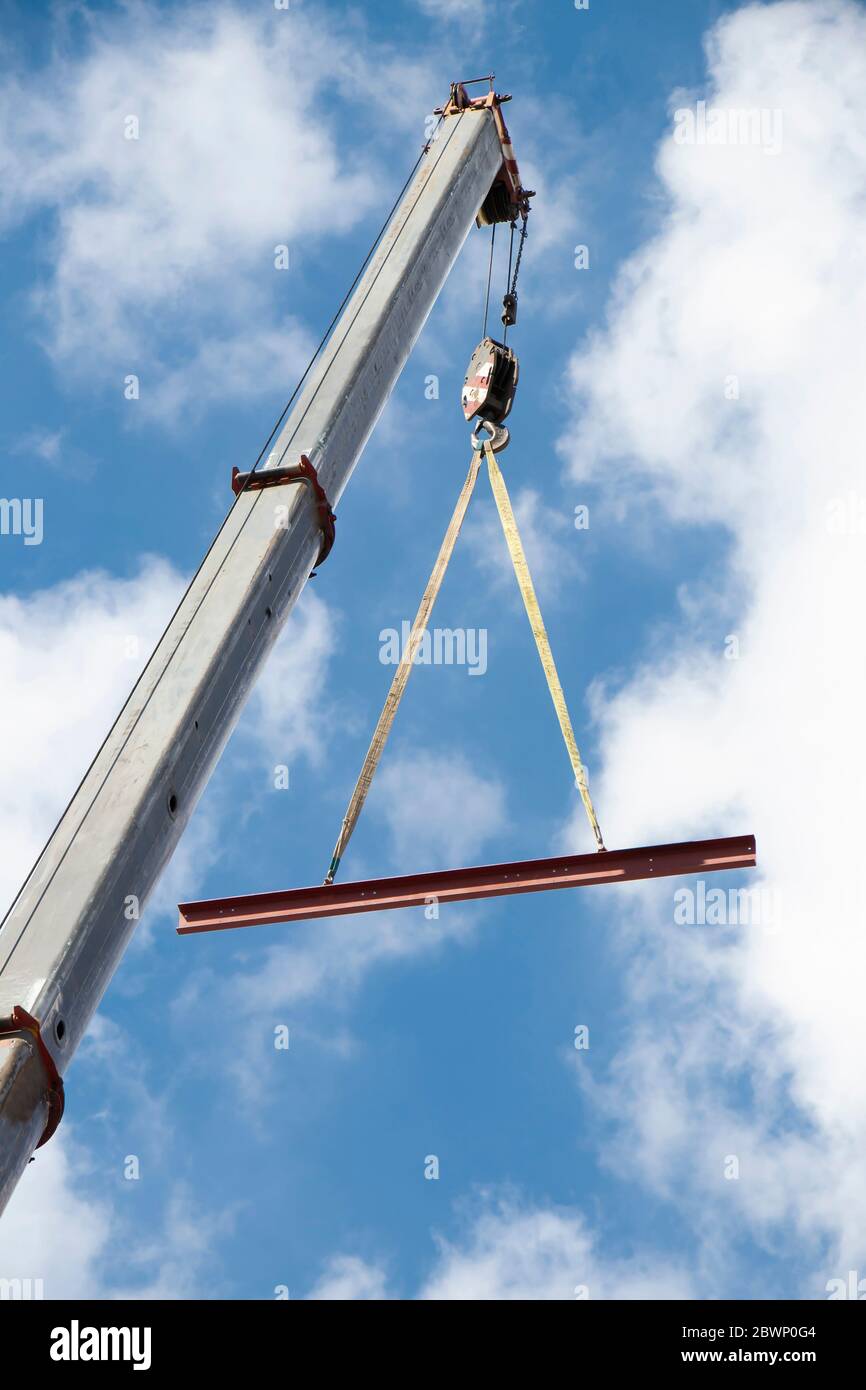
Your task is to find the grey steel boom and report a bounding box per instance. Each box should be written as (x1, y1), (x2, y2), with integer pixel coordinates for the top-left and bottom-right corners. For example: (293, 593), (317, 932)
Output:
(0, 91), (517, 1213)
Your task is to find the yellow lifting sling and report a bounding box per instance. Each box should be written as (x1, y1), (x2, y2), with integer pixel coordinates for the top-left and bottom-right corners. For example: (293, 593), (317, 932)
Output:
(324, 430), (604, 885)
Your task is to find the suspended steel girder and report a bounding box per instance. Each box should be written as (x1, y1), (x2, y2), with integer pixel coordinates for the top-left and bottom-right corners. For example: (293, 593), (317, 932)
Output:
(177, 834), (757, 934)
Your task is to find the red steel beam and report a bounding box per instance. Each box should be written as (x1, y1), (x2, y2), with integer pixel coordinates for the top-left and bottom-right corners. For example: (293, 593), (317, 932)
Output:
(177, 834), (756, 935)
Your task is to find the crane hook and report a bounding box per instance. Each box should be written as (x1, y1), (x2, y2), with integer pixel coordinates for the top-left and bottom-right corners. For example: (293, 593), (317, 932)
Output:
(471, 417), (510, 454)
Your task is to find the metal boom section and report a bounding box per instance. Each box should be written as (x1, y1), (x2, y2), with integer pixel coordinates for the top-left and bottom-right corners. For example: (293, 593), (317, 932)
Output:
(0, 102), (508, 1213)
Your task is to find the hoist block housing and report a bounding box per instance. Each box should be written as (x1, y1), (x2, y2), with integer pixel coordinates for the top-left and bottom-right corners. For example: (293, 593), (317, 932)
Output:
(462, 337), (520, 424)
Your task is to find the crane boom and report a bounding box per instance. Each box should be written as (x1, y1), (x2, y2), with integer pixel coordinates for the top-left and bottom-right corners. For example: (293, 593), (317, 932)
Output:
(0, 94), (517, 1213)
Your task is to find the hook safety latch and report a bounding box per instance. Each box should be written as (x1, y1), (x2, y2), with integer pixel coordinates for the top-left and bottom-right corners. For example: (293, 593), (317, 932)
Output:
(231, 455), (337, 574)
(0, 1005), (65, 1149)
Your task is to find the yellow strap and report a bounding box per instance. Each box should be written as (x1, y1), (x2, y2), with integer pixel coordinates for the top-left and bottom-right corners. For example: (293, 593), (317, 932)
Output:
(325, 450), (483, 882)
(483, 440), (605, 851)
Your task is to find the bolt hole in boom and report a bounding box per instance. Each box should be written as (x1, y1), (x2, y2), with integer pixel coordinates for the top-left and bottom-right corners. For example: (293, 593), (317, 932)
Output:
(167, 791), (179, 819)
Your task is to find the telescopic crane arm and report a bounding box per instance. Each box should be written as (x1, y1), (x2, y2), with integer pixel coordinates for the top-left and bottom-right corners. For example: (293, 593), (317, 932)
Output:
(0, 88), (529, 1215)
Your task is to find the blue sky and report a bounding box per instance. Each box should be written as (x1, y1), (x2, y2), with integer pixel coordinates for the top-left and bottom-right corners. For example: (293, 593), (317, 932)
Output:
(1, 0), (865, 1300)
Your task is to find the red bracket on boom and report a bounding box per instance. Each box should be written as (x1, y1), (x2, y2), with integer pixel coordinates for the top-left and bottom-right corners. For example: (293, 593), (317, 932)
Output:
(435, 81), (534, 225)
(231, 455), (336, 574)
(0, 1006), (65, 1148)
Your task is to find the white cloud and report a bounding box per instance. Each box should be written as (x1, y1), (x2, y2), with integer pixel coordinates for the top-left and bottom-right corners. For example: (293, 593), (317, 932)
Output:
(245, 588), (336, 772)
(0, 1128), (228, 1299)
(0, 558), (185, 917)
(174, 899), (479, 1118)
(0, 561), (337, 924)
(10, 428), (65, 465)
(0, 0), (581, 426)
(414, 0), (488, 20)
(307, 1194), (692, 1300)
(0, 550), (345, 1184)
(140, 320), (314, 427)
(0, 554), (346, 1167)
(371, 748), (508, 870)
(0, 5), (380, 413)
(212, 905), (474, 1023)
(421, 1196), (692, 1300)
(560, 0), (866, 1285)
(431, 92), (589, 341)
(308, 1254), (390, 1300)
(173, 745), (505, 1108)
(0, 1136), (111, 1299)
(465, 486), (581, 605)
(0, 559), (334, 1280)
